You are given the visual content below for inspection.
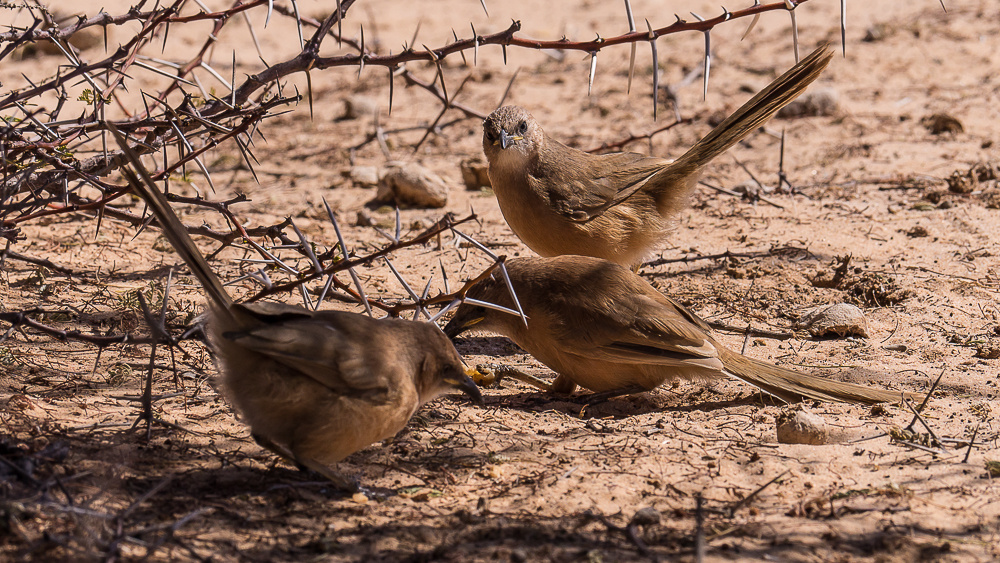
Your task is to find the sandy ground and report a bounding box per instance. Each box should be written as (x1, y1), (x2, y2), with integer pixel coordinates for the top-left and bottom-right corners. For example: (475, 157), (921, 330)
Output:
(1, 0), (999, 561)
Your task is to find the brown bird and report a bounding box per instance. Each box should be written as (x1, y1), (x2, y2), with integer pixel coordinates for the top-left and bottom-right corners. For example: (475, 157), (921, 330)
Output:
(110, 126), (482, 492)
(483, 45), (834, 267)
(444, 255), (908, 405)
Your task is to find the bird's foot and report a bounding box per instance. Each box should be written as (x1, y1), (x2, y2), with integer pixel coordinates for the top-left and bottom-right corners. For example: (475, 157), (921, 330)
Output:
(475, 363), (553, 392)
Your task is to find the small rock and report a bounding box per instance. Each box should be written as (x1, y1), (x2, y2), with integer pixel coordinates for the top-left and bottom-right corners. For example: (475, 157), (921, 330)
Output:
(794, 303), (869, 338)
(348, 165), (380, 188)
(905, 225), (929, 238)
(375, 162), (449, 208)
(862, 23), (894, 43)
(342, 95), (379, 120)
(777, 87), (839, 118)
(460, 156), (491, 190)
(776, 408), (831, 445)
(630, 507), (661, 527)
(921, 113), (963, 135)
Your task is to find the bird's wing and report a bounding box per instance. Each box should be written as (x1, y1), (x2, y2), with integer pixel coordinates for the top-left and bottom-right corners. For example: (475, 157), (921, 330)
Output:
(552, 291), (721, 367)
(226, 305), (389, 398)
(529, 150), (671, 223)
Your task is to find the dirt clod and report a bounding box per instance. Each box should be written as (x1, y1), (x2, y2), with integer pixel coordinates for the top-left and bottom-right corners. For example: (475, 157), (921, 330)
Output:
(776, 87), (839, 118)
(974, 342), (1000, 360)
(921, 113), (964, 135)
(460, 156), (491, 190)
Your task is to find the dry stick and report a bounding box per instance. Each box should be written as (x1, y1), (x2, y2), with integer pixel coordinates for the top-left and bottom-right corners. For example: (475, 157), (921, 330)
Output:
(901, 396), (942, 447)
(729, 469), (789, 517)
(0, 249), (78, 276)
(732, 155), (768, 193)
(128, 275), (200, 438)
(400, 70), (486, 120)
(962, 423), (980, 463)
(699, 180), (785, 210)
(776, 130), (795, 193)
(708, 320), (793, 340)
(904, 369), (945, 432)
(583, 511), (657, 560)
(894, 439), (947, 456)
(413, 74), (475, 152)
(695, 493), (706, 563)
(643, 245), (810, 268)
(0, 310), (180, 348)
(585, 118), (692, 154)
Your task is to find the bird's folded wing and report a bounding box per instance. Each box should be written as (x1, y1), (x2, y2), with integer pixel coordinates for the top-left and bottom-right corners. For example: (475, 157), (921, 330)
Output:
(556, 293), (722, 368)
(533, 151), (670, 223)
(224, 310), (389, 398)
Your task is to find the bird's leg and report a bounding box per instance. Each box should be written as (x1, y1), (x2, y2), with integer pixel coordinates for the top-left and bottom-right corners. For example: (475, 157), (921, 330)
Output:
(575, 385), (649, 417)
(293, 454), (362, 494)
(252, 433), (361, 494)
(252, 432), (297, 462)
(475, 363), (553, 392)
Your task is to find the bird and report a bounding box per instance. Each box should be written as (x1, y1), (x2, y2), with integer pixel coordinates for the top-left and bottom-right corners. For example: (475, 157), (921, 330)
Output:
(482, 44), (834, 267)
(109, 125), (482, 492)
(444, 255), (909, 405)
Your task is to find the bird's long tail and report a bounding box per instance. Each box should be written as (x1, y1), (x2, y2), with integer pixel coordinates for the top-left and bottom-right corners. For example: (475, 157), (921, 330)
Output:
(719, 347), (909, 405)
(108, 124), (235, 321)
(654, 44), (834, 211)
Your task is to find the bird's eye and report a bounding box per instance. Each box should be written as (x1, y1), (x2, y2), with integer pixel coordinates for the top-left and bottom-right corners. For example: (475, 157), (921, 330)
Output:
(485, 129), (496, 142)
(518, 121), (527, 134)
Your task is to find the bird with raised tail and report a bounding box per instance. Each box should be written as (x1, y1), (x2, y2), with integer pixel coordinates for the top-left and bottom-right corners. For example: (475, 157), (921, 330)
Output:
(445, 255), (910, 405)
(482, 45), (834, 267)
(110, 126), (482, 493)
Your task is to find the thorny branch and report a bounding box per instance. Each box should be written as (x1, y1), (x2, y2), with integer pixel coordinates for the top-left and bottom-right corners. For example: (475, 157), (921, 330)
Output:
(1, 0), (817, 223)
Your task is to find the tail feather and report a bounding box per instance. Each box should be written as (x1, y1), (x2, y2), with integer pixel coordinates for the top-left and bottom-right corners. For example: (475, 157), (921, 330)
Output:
(719, 348), (908, 405)
(109, 124), (235, 320)
(654, 44), (834, 207)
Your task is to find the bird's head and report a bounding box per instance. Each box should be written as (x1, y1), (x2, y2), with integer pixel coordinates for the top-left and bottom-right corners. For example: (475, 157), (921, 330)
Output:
(416, 327), (484, 406)
(482, 105), (543, 168)
(442, 269), (517, 340)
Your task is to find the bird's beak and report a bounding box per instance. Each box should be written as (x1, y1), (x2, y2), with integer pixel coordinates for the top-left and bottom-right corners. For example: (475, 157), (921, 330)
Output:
(443, 311), (484, 339)
(498, 129), (522, 150)
(443, 371), (484, 405)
